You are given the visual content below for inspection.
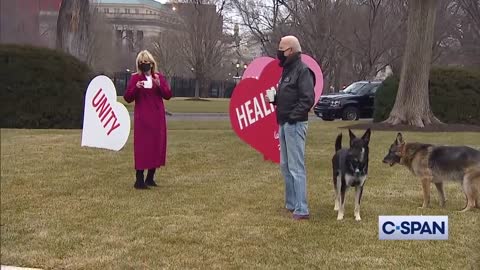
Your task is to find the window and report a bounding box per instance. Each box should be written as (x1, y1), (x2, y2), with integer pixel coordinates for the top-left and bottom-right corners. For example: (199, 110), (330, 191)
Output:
(137, 31), (144, 48)
(103, 8), (109, 13)
(135, 9), (139, 14)
(341, 82), (367, 95)
(125, 8), (130, 14)
(116, 30), (122, 40)
(114, 8), (120, 13)
(369, 86), (380, 95)
(126, 30), (134, 51)
(115, 30), (122, 47)
(137, 31), (144, 41)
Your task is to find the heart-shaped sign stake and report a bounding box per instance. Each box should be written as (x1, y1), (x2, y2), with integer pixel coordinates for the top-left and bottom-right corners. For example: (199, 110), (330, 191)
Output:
(81, 75), (131, 151)
(230, 54), (324, 163)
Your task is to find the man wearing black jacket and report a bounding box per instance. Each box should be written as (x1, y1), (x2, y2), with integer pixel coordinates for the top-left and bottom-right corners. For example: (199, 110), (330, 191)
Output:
(267, 36), (315, 220)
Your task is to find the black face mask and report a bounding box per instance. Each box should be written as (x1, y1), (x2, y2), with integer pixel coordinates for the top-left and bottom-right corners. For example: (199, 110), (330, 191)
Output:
(139, 63), (151, 72)
(277, 50), (288, 67)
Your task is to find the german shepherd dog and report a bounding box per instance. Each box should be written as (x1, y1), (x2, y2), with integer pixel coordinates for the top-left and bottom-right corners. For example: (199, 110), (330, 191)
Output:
(383, 133), (480, 212)
(332, 129), (371, 221)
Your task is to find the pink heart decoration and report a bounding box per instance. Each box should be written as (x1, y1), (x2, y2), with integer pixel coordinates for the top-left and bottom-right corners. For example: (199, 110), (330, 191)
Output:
(258, 55), (323, 103)
(301, 54), (324, 103)
(242, 57), (276, 80)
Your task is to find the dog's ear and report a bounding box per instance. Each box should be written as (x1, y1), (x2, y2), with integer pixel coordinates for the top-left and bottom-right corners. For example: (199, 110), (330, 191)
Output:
(396, 132), (404, 145)
(335, 133), (343, 152)
(348, 129), (356, 147)
(361, 128), (371, 145)
(349, 129), (356, 140)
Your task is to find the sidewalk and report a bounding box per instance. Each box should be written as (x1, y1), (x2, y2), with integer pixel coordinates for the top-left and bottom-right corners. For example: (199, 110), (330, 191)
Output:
(1, 266), (42, 270)
(167, 112), (229, 120)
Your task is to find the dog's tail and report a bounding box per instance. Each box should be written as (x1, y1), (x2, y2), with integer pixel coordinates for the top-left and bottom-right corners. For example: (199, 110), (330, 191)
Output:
(335, 133), (342, 152)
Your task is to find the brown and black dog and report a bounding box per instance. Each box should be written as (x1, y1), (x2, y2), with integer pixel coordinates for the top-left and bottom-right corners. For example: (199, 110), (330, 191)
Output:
(383, 133), (480, 212)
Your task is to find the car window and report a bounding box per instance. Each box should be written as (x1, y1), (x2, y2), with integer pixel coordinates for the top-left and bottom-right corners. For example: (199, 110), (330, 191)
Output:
(342, 82), (368, 94)
(357, 84), (376, 95)
(369, 85), (379, 94)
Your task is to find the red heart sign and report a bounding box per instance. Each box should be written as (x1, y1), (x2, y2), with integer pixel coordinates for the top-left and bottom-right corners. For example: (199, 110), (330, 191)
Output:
(229, 62), (282, 163)
(230, 55), (324, 163)
(242, 55), (324, 103)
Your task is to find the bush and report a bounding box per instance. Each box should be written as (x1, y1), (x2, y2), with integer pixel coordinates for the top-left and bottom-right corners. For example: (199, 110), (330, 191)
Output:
(372, 75), (399, 123)
(373, 68), (480, 125)
(0, 44), (91, 128)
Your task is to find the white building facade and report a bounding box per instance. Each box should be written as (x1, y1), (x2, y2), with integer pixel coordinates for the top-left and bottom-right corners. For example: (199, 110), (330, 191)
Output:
(93, 0), (182, 53)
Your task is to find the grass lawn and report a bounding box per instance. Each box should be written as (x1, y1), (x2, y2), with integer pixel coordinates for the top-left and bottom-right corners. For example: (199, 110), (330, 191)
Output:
(1, 121), (479, 269)
(120, 97), (230, 113)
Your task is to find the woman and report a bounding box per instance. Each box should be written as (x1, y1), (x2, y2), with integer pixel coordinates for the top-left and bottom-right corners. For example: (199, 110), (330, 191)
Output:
(124, 50), (172, 189)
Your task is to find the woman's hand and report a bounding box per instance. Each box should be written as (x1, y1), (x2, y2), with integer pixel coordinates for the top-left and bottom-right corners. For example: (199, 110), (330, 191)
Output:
(136, 81), (144, 88)
(153, 74), (161, 87)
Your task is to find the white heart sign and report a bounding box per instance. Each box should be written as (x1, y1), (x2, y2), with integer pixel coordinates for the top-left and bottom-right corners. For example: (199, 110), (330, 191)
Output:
(81, 75), (131, 151)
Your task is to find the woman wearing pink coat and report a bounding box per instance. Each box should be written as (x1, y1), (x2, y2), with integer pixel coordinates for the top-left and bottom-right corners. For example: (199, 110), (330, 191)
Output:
(124, 50), (172, 189)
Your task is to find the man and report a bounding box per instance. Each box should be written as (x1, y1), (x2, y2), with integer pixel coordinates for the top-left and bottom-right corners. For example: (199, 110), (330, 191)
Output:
(267, 36), (315, 220)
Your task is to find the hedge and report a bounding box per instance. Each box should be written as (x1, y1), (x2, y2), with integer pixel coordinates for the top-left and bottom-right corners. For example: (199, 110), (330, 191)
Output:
(0, 44), (91, 128)
(373, 68), (480, 125)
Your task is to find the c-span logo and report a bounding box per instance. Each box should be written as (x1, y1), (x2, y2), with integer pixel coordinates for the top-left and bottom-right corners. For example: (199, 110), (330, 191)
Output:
(379, 216), (448, 240)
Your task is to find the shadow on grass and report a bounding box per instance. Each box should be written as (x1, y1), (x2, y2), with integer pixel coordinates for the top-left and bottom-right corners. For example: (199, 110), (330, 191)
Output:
(341, 122), (480, 132)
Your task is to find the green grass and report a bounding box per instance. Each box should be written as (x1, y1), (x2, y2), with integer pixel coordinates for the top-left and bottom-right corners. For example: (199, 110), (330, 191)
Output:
(1, 121), (479, 269)
(120, 97), (230, 113)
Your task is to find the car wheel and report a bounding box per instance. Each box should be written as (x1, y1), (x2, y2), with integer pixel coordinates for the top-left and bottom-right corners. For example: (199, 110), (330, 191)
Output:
(342, 106), (359, 121)
(322, 117), (334, 121)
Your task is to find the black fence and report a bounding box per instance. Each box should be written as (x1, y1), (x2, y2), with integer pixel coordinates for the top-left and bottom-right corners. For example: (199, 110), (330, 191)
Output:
(113, 72), (237, 98)
(113, 72), (131, 96)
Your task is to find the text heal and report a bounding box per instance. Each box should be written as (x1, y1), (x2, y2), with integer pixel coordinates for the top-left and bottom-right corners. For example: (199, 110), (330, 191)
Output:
(235, 88), (276, 130)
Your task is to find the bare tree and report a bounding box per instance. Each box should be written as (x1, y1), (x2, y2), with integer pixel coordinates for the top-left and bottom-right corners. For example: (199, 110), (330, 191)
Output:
(279, 0), (344, 86)
(384, 0), (441, 127)
(151, 31), (183, 77)
(56, 0), (90, 62)
(86, 10), (118, 74)
(234, 0), (407, 91)
(406, 0), (477, 68)
(458, 0), (480, 38)
(233, 0), (478, 96)
(232, 0), (289, 55)
(173, 0), (230, 98)
(430, 0), (461, 64)
(342, 0), (407, 80)
(233, 0), (343, 89)
(453, 0), (480, 67)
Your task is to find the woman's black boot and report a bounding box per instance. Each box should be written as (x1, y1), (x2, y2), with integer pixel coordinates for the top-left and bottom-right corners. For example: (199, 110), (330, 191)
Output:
(145, 169), (158, 187)
(134, 170), (149, 189)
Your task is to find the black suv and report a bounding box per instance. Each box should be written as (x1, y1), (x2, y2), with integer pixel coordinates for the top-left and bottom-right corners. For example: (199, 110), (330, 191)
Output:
(313, 81), (381, 121)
